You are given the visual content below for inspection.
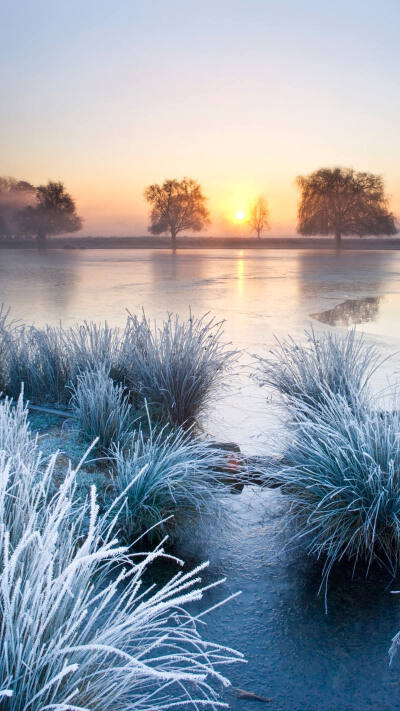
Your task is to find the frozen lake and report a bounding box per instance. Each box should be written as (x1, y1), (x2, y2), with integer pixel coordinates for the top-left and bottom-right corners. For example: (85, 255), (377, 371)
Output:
(1, 247), (400, 453)
(2, 246), (400, 710)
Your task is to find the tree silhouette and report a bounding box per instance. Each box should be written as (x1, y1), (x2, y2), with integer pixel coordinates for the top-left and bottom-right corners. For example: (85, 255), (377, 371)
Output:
(297, 167), (397, 245)
(0, 177), (35, 239)
(144, 178), (209, 245)
(248, 196), (270, 238)
(20, 181), (82, 247)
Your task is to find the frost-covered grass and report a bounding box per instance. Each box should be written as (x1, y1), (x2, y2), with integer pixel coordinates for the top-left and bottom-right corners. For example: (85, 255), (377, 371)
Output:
(65, 320), (125, 382)
(273, 390), (400, 597)
(0, 392), (243, 708)
(121, 311), (237, 426)
(0, 306), (18, 394)
(70, 365), (134, 452)
(255, 327), (383, 413)
(2, 320), (121, 405)
(0, 307), (236, 429)
(110, 424), (230, 540)
(0, 390), (34, 461)
(3, 323), (70, 403)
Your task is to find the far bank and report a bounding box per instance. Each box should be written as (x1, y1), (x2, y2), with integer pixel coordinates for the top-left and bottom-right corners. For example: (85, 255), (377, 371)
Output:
(2, 236), (400, 250)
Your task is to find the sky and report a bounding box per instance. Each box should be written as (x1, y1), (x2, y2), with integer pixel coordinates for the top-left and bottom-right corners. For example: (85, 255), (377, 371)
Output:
(1, 0), (399, 236)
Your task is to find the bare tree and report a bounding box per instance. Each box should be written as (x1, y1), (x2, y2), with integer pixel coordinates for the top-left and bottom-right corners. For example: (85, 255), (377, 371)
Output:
(19, 181), (82, 247)
(144, 178), (209, 246)
(248, 196), (270, 238)
(297, 167), (397, 245)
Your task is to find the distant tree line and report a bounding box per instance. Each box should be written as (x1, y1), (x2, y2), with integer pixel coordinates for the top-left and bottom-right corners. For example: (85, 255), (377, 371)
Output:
(144, 169), (397, 245)
(0, 178), (82, 247)
(1, 166), (397, 248)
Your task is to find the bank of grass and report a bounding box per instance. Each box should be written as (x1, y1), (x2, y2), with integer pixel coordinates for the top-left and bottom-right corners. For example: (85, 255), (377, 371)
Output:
(0, 394), (243, 707)
(257, 326), (400, 598)
(122, 311), (237, 426)
(0, 307), (237, 428)
(276, 392), (400, 591)
(69, 365), (134, 453)
(255, 327), (383, 414)
(110, 424), (230, 541)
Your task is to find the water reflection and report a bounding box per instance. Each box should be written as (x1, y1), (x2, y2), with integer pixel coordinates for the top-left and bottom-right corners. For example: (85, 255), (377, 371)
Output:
(2, 248), (400, 449)
(0, 248), (79, 323)
(312, 296), (381, 327)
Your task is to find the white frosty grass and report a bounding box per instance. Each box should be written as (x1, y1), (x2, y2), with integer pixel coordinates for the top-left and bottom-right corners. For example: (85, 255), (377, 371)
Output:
(0, 395), (243, 708)
(255, 327), (383, 413)
(4, 323), (71, 404)
(1, 307), (237, 428)
(0, 389), (34, 461)
(273, 389), (400, 602)
(110, 424), (231, 540)
(0, 305), (18, 392)
(108, 311), (237, 426)
(70, 365), (134, 452)
(65, 319), (125, 379)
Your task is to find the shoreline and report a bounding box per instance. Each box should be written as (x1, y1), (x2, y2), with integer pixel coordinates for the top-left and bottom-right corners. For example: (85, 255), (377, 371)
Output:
(2, 236), (400, 250)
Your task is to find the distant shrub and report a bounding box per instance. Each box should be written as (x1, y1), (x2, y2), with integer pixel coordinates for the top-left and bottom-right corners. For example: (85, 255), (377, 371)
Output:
(122, 311), (237, 426)
(0, 397), (243, 708)
(274, 390), (400, 599)
(70, 365), (134, 452)
(110, 424), (229, 540)
(255, 327), (382, 413)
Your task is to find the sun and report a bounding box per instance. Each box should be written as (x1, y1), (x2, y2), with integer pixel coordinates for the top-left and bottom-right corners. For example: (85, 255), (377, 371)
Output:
(236, 210), (245, 221)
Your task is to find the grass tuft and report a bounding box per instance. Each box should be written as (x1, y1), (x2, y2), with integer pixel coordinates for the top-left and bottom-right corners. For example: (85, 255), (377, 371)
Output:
(255, 327), (383, 413)
(70, 365), (134, 452)
(0, 307), (236, 430)
(0, 394), (243, 708)
(110, 423), (230, 540)
(273, 389), (400, 598)
(121, 311), (237, 426)
(3, 323), (70, 403)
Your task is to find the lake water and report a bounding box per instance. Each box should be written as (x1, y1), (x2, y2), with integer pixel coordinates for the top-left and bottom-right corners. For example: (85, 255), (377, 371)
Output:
(2, 246), (400, 709)
(2, 247), (400, 454)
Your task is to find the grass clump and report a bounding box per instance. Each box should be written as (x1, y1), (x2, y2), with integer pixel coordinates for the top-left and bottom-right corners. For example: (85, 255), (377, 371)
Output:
(0, 306), (18, 393)
(4, 323), (70, 403)
(0, 306), (236, 431)
(110, 424), (230, 540)
(255, 327), (382, 413)
(70, 365), (134, 452)
(122, 311), (237, 426)
(0, 394), (243, 708)
(274, 390), (400, 597)
(65, 319), (125, 381)
(0, 389), (34, 461)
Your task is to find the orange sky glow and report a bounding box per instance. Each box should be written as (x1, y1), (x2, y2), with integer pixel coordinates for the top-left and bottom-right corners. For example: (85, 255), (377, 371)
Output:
(1, 1), (399, 237)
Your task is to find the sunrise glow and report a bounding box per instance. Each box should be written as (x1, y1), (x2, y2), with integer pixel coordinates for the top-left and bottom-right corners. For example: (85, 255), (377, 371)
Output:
(0, 2), (398, 236)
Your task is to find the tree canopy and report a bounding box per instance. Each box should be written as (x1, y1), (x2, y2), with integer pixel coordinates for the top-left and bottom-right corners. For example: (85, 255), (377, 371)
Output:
(0, 177), (35, 239)
(19, 181), (82, 246)
(248, 196), (270, 238)
(297, 167), (397, 244)
(144, 178), (209, 244)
